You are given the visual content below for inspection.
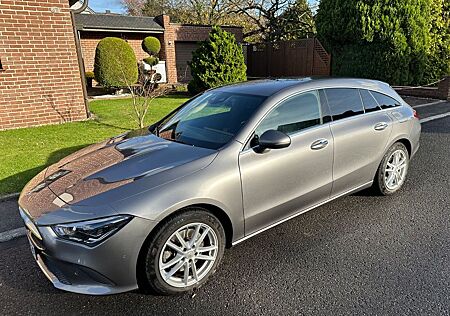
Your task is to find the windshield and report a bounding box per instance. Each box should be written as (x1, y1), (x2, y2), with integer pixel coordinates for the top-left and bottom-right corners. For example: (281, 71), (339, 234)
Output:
(155, 91), (266, 149)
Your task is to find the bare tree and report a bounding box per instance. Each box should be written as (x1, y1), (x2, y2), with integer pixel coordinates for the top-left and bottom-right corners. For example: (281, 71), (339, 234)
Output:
(136, 0), (234, 24)
(122, 0), (316, 43)
(229, 0), (315, 41)
(121, 0), (145, 16)
(102, 47), (169, 129)
(127, 68), (170, 129)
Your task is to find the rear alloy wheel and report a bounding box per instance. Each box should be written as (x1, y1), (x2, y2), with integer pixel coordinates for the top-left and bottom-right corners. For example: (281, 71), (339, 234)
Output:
(140, 208), (225, 295)
(374, 142), (409, 195)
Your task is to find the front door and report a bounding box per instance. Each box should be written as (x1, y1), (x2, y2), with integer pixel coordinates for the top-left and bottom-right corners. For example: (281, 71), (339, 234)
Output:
(239, 90), (334, 235)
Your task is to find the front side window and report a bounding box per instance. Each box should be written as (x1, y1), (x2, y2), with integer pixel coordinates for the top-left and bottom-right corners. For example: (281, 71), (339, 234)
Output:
(156, 91), (266, 150)
(325, 88), (364, 121)
(255, 90), (322, 137)
(370, 91), (401, 109)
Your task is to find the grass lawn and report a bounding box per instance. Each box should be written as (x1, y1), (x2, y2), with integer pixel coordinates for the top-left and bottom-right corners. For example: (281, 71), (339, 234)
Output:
(0, 95), (188, 196)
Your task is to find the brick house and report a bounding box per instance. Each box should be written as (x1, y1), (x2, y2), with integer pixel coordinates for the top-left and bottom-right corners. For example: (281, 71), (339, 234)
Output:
(0, 1), (243, 130)
(74, 13), (243, 83)
(0, 0), (87, 130)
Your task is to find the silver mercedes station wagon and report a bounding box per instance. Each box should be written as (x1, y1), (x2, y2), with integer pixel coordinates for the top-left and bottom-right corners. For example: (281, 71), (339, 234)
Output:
(19, 78), (421, 295)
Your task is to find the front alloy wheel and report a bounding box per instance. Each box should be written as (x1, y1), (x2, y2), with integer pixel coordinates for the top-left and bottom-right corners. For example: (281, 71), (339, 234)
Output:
(139, 208), (225, 295)
(159, 222), (219, 288)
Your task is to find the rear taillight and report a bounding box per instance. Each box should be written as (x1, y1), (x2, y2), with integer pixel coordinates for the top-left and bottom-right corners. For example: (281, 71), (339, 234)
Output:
(413, 109), (419, 119)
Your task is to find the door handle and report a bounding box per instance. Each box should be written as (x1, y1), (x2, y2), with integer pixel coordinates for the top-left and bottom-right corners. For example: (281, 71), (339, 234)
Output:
(374, 122), (389, 131)
(311, 139), (329, 150)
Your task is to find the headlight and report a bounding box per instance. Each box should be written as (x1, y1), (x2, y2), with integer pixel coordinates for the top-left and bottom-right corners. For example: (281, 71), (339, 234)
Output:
(52, 215), (132, 246)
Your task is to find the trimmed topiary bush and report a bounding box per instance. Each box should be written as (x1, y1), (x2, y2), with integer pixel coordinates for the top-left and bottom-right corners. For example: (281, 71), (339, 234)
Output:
(85, 71), (95, 79)
(142, 36), (161, 56)
(188, 26), (247, 94)
(94, 37), (138, 88)
(85, 71), (95, 88)
(143, 56), (159, 67)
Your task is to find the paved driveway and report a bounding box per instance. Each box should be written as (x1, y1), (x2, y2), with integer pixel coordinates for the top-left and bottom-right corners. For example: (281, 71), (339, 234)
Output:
(0, 99), (449, 315)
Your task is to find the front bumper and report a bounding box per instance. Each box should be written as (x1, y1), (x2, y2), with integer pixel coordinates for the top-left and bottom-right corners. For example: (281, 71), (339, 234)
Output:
(22, 210), (158, 295)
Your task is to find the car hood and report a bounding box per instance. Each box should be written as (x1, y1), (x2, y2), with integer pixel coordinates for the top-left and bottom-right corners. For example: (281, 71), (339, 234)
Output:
(19, 128), (217, 219)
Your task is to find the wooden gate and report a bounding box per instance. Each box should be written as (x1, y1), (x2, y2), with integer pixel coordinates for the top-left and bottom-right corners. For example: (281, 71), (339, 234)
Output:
(247, 38), (331, 78)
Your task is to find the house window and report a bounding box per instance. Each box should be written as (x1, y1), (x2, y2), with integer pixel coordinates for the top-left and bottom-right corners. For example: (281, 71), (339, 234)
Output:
(0, 58), (4, 71)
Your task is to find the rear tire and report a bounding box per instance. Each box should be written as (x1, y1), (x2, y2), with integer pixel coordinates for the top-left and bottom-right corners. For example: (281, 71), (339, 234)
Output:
(373, 142), (409, 196)
(139, 208), (225, 295)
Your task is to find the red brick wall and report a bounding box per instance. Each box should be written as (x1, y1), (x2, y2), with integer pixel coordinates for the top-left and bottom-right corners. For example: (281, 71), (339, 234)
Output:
(156, 15), (177, 83)
(79, 31), (164, 72)
(0, 0), (87, 130)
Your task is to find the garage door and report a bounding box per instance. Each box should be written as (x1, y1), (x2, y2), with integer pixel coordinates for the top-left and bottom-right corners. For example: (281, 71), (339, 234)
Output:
(175, 42), (199, 82)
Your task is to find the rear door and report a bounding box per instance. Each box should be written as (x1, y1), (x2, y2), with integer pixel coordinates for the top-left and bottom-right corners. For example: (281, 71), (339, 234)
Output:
(324, 88), (393, 197)
(239, 90), (334, 235)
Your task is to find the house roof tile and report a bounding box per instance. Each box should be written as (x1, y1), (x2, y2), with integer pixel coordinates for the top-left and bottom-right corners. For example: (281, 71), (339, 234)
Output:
(74, 13), (164, 33)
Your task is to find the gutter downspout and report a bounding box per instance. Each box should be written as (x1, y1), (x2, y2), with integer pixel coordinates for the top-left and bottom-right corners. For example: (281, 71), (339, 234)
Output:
(70, 0), (90, 118)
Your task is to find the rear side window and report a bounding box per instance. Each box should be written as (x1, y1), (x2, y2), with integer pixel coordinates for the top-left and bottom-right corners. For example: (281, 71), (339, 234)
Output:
(360, 89), (381, 113)
(370, 91), (401, 109)
(255, 90), (321, 136)
(325, 88), (364, 121)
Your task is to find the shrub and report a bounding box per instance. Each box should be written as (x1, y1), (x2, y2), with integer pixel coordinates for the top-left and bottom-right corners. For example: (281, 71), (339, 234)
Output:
(94, 37), (138, 88)
(316, 0), (450, 85)
(142, 36), (161, 56)
(143, 56), (159, 67)
(188, 26), (247, 94)
(85, 71), (95, 79)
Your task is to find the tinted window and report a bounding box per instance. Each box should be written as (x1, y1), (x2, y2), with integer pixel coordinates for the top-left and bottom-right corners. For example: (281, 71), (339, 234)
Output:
(370, 91), (401, 109)
(319, 89), (332, 123)
(255, 91), (321, 137)
(360, 89), (381, 112)
(157, 91), (266, 149)
(325, 88), (364, 120)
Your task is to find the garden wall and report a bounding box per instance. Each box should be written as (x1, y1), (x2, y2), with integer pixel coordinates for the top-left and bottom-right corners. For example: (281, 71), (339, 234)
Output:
(0, 0), (87, 130)
(395, 77), (450, 101)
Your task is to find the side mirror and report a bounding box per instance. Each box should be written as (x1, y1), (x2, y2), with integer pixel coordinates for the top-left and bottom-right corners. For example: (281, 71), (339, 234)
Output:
(256, 130), (291, 152)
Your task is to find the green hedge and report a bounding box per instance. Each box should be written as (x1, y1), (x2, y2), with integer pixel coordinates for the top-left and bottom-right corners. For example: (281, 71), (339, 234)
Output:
(316, 0), (450, 85)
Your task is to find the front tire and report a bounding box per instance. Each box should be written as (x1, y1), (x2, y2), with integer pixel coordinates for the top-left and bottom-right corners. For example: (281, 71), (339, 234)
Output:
(139, 208), (225, 295)
(373, 142), (409, 195)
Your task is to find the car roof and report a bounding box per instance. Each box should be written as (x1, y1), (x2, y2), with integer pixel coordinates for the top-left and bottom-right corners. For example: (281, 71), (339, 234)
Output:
(213, 77), (393, 97)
